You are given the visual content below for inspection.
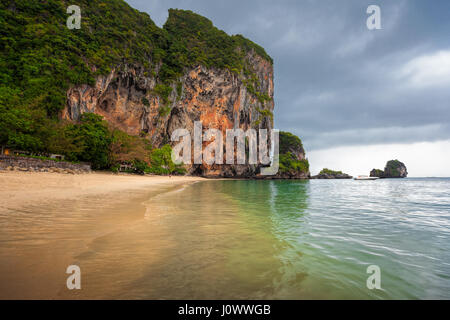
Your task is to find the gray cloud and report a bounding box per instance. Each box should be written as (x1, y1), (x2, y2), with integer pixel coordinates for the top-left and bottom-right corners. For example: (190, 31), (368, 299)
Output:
(127, 0), (450, 151)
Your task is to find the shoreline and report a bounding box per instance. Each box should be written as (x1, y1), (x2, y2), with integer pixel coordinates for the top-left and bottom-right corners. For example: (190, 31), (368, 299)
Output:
(0, 171), (205, 212)
(0, 171), (205, 299)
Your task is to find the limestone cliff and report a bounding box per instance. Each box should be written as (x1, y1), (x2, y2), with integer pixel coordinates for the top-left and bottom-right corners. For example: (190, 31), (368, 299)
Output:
(63, 52), (274, 177)
(1, 2), (284, 177)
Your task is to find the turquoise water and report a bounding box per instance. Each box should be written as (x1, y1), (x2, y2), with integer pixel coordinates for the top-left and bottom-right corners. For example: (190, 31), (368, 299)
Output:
(7, 177), (447, 299)
(120, 178), (450, 300)
(212, 178), (450, 299)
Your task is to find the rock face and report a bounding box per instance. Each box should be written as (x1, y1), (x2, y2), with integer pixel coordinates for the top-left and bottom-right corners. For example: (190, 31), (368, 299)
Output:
(62, 52), (274, 178)
(370, 160), (408, 178)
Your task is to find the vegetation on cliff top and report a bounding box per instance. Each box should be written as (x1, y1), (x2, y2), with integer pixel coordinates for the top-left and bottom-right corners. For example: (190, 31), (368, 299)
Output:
(162, 9), (272, 81)
(279, 131), (305, 155)
(1, 0), (163, 118)
(0, 0), (272, 171)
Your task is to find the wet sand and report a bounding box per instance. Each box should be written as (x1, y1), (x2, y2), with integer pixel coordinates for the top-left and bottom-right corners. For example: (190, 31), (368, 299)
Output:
(0, 171), (204, 299)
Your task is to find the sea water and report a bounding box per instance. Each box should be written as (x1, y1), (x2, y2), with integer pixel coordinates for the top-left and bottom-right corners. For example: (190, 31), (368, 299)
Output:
(1, 178), (449, 299)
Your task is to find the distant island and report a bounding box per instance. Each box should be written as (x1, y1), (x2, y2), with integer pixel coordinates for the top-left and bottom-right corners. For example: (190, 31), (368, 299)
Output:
(370, 160), (408, 178)
(312, 168), (352, 179)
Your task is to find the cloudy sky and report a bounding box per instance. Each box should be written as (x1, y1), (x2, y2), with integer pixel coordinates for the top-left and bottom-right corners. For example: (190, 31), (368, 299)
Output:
(127, 0), (450, 176)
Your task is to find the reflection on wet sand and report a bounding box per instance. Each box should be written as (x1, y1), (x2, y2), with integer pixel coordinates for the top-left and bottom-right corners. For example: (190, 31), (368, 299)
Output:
(0, 178), (311, 299)
(0, 179), (194, 299)
(61, 180), (310, 299)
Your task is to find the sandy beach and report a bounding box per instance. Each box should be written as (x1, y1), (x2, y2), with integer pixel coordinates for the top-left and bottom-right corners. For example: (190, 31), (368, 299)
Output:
(0, 171), (204, 212)
(0, 171), (204, 299)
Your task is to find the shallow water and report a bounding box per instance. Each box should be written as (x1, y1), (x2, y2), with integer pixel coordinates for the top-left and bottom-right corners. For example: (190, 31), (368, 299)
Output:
(1, 178), (449, 299)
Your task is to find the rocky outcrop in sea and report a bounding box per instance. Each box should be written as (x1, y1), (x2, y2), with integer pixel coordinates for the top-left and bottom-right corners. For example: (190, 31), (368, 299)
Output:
(370, 160), (408, 178)
(312, 169), (352, 179)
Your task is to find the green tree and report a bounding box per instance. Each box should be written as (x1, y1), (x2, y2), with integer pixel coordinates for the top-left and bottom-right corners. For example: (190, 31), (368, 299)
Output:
(148, 144), (185, 175)
(109, 128), (152, 167)
(66, 113), (111, 169)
